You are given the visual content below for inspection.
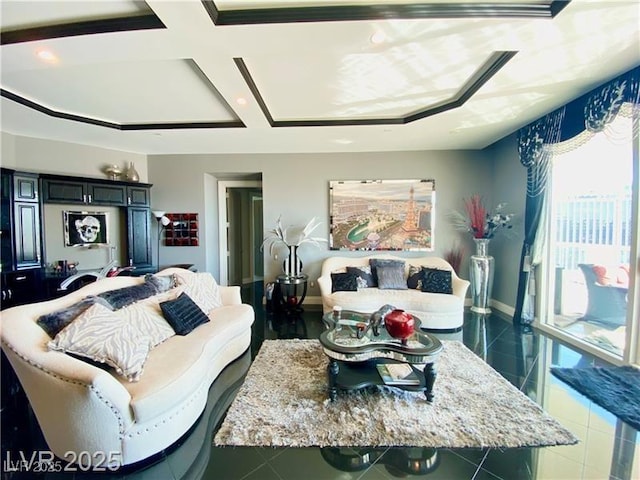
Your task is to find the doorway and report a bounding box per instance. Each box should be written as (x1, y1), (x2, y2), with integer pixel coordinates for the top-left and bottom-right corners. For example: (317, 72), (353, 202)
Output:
(218, 179), (263, 286)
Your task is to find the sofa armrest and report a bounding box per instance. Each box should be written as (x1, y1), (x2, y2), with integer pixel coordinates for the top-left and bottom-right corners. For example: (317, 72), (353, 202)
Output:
(317, 274), (332, 298)
(220, 285), (242, 305)
(451, 276), (471, 300)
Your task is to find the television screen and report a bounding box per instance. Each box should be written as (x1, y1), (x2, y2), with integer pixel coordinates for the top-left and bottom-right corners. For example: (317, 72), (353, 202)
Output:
(64, 211), (109, 247)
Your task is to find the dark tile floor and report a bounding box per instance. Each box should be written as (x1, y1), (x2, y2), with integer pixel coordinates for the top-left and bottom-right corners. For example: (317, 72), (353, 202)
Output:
(1, 283), (638, 479)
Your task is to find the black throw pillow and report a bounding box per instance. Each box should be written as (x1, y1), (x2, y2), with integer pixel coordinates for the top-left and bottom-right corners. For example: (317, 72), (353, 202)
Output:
(407, 265), (424, 290)
(421, 268), (453, 294)
(346, 266), (375, 288)
(160, 293), (210, 335)
(331, 272), (358, 293)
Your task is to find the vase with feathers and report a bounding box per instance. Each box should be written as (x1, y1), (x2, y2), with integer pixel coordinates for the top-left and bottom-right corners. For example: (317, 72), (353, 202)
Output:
(261, 216), (326, 277)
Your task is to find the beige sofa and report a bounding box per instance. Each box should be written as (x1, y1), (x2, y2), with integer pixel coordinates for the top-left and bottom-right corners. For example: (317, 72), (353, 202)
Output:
(0, 268), (253, 468)
(318, 255), (469, 330)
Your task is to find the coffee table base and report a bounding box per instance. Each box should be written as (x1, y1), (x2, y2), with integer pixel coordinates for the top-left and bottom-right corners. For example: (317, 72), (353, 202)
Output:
(327, 358), (437, 403)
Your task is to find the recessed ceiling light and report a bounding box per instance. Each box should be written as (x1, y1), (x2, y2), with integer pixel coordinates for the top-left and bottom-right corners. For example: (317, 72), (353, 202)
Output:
(370, 31), (386, 44)
(334, 139), (353, 145)
(236, 97), (248, 106)
(36, 49), (58, 63)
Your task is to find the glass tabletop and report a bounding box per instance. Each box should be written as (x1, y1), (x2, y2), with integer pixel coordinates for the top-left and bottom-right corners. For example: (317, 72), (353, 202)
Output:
(320, 310), (442, 360)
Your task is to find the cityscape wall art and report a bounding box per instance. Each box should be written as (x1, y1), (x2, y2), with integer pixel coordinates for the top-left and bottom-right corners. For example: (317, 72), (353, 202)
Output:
(329, 179), (435, 251)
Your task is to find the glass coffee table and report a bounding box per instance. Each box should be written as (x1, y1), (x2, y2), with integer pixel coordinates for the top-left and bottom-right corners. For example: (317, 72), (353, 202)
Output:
(319, 310), (443, 402)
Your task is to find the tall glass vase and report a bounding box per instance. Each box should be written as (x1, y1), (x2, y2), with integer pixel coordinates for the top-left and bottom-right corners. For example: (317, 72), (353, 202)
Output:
(470, 238), (494, 314)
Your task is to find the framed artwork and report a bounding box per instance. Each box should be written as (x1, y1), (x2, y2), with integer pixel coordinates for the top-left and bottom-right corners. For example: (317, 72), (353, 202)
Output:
(64, 211), (109, 247)
(164, 213), (199, 246)
(329, 179), (435, 251)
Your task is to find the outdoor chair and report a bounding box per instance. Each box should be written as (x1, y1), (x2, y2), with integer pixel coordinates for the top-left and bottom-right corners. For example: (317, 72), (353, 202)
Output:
(577, 263), (628, 327)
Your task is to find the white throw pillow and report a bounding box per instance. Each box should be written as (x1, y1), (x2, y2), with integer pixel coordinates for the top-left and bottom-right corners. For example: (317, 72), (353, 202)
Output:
(48, 302), (174, 382)
(181, 272), (222, 315)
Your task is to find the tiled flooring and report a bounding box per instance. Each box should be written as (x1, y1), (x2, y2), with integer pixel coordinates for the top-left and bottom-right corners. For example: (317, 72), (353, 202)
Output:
(2, 284), (638, 479)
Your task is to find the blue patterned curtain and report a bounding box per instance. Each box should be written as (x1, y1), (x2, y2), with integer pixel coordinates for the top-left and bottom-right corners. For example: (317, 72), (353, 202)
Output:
(513, 66), (639, 326)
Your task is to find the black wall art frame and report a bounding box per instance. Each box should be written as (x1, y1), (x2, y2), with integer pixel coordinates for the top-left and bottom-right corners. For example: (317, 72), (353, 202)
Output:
(64, 211), (109, 247)
(329, 179), (435, 251)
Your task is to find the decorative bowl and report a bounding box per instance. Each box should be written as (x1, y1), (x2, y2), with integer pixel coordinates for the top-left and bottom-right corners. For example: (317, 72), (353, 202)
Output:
(104, 164), (122, 180)
(384, 309), (415, 340)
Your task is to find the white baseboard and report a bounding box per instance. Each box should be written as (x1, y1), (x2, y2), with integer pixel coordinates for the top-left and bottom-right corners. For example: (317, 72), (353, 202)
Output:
(304, 295), (322, 306)
(490, 299), (515, 317)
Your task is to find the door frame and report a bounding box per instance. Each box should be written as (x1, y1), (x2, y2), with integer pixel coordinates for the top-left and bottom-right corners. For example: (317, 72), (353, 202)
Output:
(218, 180), (262, 286)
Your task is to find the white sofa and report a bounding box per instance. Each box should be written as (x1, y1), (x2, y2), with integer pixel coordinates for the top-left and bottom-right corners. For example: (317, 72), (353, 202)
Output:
(318, 255), (469, 330)
(0, 268), (253, 468)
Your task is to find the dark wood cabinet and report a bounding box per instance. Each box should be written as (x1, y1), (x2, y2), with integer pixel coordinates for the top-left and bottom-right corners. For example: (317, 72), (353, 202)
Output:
(41, 178), (85, 204)
(42, 178), (127, 205)
(1, 171), (14, 272)
(0, 169), (43, 309)
(88, 183), (126, 205)
(13, 174), (38, 202)
(1, 170), (42, 272)
(1, 171), (154, 306)
(41, 176), (150, 207)
(1, 269), (42, 307)
(13, 202), (41, 268)
(126, 207), (152, 268)
(127, 185), (150, 206)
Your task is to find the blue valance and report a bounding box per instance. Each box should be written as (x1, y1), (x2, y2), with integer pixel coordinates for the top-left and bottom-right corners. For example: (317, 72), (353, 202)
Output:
(518, 65), (639, 170)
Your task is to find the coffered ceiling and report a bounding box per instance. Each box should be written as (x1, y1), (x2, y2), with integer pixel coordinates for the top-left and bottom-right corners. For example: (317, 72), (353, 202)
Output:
(1, 1), (638, 155)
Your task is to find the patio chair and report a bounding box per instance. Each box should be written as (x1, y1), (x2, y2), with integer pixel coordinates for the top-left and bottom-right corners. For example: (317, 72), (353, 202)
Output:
(577, 264), (628, 327)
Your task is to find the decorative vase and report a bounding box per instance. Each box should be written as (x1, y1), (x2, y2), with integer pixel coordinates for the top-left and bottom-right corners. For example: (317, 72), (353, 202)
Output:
(125, 162), (140, 182)
(469, 238), (494, 314)
(283, 245), (303, 277)
(384, 309), (415, 341)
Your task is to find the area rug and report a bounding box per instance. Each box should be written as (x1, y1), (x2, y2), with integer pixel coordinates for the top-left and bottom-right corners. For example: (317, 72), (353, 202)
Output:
(551, 365), (640, 430)
(214, 339), (578, 448)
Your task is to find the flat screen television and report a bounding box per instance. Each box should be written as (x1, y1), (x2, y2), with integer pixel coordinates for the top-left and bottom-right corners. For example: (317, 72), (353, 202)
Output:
(64, 211), (109, 247)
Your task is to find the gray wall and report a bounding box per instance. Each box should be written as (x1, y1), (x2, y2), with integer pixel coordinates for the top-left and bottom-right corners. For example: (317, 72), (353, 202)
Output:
(3, 133), (148, 180)
(3, 130), (528, 308)
(148, 150), (497, 298)
(484, 133), (527, 311)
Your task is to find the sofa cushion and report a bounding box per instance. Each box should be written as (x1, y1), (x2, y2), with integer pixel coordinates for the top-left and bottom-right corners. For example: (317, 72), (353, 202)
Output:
(120, 303), (255, 424)
(328, 288), (462, 315)
(98, 276), (165, 310)
(36, 295), (113, 337)
(48, 302), (175, 382)
(179, 272), (222, 315)
(331, 272), (358, 292)
(377, 265), (408, 290)
(346, 266), (375, 288)
(145, 274), (177, 293)
(369, 259), (405, 286)
(407, 265), (424, 290)
(592, 264), (630, 287)
(421, 267), (453, 294)
(160, 293), (210, 335)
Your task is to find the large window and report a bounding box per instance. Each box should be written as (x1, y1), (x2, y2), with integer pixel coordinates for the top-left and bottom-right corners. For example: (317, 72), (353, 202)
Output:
(541, 114), (637, 361)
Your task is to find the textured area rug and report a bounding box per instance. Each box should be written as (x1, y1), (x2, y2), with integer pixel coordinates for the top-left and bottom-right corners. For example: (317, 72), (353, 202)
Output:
(551, 365), (640, 430)
(214, 340), (577, 448)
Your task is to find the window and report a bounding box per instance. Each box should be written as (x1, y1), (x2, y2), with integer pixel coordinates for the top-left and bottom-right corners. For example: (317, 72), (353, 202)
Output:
(541, 114), (636, 361)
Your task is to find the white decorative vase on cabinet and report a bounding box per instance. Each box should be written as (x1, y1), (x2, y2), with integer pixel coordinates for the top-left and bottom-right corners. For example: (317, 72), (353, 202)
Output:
(125, 162), (140, 182)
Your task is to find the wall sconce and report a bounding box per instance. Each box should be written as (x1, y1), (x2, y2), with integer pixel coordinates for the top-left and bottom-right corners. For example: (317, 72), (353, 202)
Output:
(152, 210), (171, 271)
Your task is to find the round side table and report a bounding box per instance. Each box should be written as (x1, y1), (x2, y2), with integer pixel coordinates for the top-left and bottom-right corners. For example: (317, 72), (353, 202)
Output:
(276, 274), (308, 312)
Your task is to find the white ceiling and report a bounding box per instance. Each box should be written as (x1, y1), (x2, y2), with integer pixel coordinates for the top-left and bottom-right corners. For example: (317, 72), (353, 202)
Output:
(1, 0), (638, 155)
